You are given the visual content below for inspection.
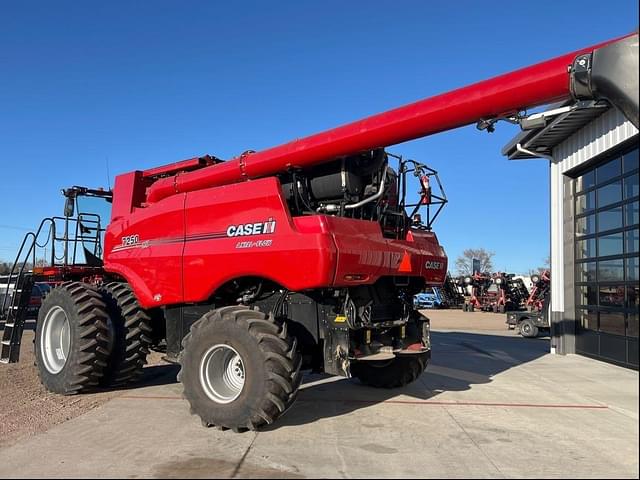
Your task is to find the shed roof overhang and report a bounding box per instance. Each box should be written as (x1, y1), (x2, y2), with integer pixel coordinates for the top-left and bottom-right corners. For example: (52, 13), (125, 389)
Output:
(502, 101), (611, 160)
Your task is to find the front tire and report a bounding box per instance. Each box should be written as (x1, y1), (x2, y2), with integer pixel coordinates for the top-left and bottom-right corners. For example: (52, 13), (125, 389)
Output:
(351, 353), (429, 389)
(35, 282), (111, 395)
(179, 306), (302, 431)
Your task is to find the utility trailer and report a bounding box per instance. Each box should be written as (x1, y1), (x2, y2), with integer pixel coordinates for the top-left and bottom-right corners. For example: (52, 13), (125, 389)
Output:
(1, 33), (637, 432)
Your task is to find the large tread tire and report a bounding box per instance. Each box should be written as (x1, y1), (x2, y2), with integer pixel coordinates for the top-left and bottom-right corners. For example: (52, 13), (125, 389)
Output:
(35, 282), (111, 395)
(351, 353), (429, 389)
(100, 282), (153, 386)
(179, 306), (302, 431)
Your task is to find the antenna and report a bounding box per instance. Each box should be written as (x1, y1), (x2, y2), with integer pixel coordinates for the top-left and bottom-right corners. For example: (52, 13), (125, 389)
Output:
(105, 157), (112, 191)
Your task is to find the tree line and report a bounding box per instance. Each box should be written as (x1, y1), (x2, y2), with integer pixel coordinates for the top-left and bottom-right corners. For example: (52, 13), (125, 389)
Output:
(454, 248), (549, 276)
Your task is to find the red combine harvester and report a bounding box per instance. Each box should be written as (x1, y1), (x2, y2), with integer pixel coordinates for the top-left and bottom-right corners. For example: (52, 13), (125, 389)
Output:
(1, 33), (637, 431)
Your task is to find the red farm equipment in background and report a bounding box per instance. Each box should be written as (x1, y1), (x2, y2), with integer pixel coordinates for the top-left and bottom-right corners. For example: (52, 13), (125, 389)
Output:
(526, 270), (551, 312)
(492, 273), (531, 313)
(462, 271), (539, 313)
(0, 33), (637, 431)
(507, 271), (552, 338)
(461, 272), (493, 312)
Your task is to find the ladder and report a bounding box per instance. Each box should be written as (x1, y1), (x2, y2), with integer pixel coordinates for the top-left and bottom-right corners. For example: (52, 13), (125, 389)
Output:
(0, 221), (49, 364)
(0, 273), (34, 363)
(0, 208), (107, 364)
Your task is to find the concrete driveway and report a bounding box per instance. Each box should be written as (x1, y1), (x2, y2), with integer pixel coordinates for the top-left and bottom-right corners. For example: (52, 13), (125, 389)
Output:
(0, 315), (637, 478)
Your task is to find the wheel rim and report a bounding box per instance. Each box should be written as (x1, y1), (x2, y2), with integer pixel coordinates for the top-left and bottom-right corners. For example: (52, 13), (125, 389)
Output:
(40, 306), (71, 374)
(522, 323), (531, 334)
(199, 344), (246, 404)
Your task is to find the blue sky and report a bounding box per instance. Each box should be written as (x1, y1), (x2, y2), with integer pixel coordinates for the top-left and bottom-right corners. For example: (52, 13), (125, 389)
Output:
(0, 1), (637, 272)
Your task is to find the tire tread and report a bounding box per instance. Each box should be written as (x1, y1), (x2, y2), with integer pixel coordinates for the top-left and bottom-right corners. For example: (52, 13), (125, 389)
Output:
(100, 282), (153, 386)
(180, 307), (302, 431)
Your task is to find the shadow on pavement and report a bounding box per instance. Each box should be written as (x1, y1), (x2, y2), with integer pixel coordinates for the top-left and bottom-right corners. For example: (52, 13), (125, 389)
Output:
(123, 330), (550, 429)
(263, 330), (549, 429)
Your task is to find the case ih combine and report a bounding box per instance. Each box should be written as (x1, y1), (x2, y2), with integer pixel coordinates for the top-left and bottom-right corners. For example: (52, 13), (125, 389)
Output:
(1, 33), (637, 431)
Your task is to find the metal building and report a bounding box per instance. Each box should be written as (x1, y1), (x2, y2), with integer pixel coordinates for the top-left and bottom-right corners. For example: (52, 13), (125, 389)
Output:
(504, 104), (639, 368)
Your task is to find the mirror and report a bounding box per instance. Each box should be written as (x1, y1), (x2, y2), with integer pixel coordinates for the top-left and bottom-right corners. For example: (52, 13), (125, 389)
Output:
(64, 197), (75, 217)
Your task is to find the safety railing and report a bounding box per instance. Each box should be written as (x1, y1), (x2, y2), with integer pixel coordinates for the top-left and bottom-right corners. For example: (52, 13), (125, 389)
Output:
(0, 215), (104, 318)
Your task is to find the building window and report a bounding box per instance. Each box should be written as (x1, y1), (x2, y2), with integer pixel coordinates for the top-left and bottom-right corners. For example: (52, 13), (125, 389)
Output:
(574, 144), (639, 363)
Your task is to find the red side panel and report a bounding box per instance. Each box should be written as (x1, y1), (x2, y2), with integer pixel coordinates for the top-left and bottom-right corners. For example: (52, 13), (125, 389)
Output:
(323, 217), (447, 286)
(323, 218), (386, 284)
(181, 177), (337, 303)
(104, 178), (448, 308)
(110, 171), (147, 220)
(104, 194), (185, 307)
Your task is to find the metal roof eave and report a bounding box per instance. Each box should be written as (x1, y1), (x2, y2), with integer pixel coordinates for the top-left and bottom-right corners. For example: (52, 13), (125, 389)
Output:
(502, 101), (611, 160)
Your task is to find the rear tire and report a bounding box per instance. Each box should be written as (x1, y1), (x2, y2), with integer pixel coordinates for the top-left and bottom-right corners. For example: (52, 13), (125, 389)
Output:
(520, 319), (538, 338)
(179, 306), (302, 431)
(35, 282), (110, 395)
(351, 353), (428, 388)
(100, 282), (153, 386)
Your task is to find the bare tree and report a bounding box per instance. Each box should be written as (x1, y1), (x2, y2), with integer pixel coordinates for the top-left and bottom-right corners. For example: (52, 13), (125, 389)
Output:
(527, 255), (551, 276)
(455, 248), (494, 275)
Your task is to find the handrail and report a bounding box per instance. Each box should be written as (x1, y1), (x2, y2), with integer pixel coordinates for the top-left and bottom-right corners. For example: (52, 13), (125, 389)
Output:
(0, 214), (106, 316)
(71, 213), (103, 263)
(0, 217), (53, 315)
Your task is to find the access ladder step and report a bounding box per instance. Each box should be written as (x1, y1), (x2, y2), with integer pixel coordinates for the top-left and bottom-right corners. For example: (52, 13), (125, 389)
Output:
(0, 273), (34, 364)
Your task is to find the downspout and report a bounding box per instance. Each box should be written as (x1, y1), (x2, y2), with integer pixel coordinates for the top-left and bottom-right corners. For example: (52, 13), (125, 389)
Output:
(516, 144), (563, 355)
